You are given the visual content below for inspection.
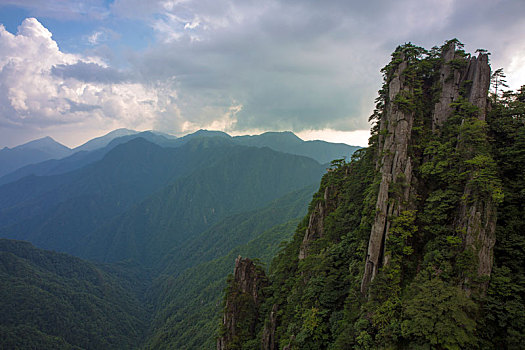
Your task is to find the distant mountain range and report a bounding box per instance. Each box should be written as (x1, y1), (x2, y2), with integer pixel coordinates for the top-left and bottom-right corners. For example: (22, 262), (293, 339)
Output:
(0, 136), (325, 266)
(0, 129), (360, 184)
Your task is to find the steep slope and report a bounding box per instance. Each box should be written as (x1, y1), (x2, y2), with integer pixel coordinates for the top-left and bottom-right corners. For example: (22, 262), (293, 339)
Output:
(0, 239), (149, 349)
(0, 137), (229, 253)
(219, 40), (525, 349)
(0, 134), (325, 266)
(137, 185), (315, 349)
(480, 85), (525, 348)
(76, 145), (324, 267)
(0, 136), (72, 177)
(158, 184), (317, 275)
(218, 257), (269, 350)
(145, 217), (302, 350)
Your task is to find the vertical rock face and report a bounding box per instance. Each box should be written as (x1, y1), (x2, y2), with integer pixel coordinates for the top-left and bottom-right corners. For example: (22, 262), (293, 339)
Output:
(217, 256), (267, 350)
(232, 255), (266, 302)
(261, 304), (278, 350)
(456, 49), (495, 290)
(431, 43), (495, 289)
(432, 44), (462, 129)
(299, 185), (335, 260)
(361, 54), (415, 294)
(361, 42), (493, 295)
(433, 42), (491, 130)
(457, 192), (497, 279)
(465, 53), (491, 116)
(431, 42), (494, 288)
(217, 41), (503, 349)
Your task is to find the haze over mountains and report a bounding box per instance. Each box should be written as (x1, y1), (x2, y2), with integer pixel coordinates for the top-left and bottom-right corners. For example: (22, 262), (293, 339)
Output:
(0, 129), (359, 185)
(0, 128), (359, 349)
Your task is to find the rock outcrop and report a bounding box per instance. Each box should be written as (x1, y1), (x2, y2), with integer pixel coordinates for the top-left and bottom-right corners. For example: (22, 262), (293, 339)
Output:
(217, 256), (268, 350)
(361, 52), (416, 294)
(361, 42), (494, 295)
(217, 40), (505, 349)
(298, 185), (335, 260)
(433, 42), (491, 129)
(261, 304), (278, 350)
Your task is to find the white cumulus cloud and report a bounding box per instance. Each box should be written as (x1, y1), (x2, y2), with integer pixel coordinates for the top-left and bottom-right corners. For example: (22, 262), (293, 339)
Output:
(0, 18), (180, 146)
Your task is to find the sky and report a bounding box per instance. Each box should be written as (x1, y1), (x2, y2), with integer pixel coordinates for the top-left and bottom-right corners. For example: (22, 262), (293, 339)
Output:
(0, 0), (524, 148)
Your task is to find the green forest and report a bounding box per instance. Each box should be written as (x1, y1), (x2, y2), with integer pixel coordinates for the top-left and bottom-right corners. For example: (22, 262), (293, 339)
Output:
(0, 239), (150, 349)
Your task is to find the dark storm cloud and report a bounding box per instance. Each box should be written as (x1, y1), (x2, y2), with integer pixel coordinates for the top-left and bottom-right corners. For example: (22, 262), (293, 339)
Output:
(126, 0), (523, 133)
(128, 0), (392, 132)
(52, 61), (131, 84)
(64, 99), (101, 113)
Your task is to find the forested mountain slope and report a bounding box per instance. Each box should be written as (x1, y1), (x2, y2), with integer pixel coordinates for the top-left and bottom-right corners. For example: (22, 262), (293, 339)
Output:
(73, 140), (324, 267)
(0, 137), (324, 263)
(0, 133), (347, 349)
(0, 239), (150, 349)
(219, 40), (525, 349)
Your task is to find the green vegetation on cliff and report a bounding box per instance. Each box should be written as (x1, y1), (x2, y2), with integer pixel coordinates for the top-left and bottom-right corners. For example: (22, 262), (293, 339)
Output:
(219, 40), (525, 349)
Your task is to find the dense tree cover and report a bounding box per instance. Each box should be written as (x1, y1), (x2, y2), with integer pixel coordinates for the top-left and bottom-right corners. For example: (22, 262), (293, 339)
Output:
(158, 185), (317, 275)
(480, 86), (525, 348)
(0, 239), (150, 349)
(144, 186), (316, 349)
(0, 183), (317, 350)
(77, 142), (324, 267)
(220, 41), (525, 349)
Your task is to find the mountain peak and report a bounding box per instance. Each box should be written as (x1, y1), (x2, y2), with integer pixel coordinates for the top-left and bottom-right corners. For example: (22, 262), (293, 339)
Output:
(191, 129), (231, 138)
(0, 136), (72, 177)
(260, 131), (302, 141)
(15, 136), (69, 151)
(74, 128), (138, 152)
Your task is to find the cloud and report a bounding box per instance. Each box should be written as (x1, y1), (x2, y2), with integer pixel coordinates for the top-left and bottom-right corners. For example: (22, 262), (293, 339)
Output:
(87, 30), (103, 45)
(118, 0), (389, 134)
(2, 1), (525, 148)
(0, 0), (110, 20)
(116, 0), (525, 136)
(51, 61), (131, 83)
(0, 18), (179, 146)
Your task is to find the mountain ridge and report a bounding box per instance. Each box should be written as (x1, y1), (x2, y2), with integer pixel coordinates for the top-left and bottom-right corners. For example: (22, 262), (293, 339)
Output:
(0, 129), (360, 185)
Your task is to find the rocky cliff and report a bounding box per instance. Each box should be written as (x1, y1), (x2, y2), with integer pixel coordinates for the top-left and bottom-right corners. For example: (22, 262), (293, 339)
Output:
(298, 184), (337, 260)
(218, 39), (524, 349)
(217, 256), (268, 350)
(361, 40), (494, 295)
